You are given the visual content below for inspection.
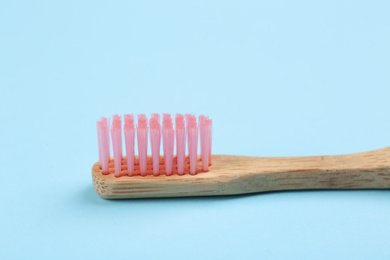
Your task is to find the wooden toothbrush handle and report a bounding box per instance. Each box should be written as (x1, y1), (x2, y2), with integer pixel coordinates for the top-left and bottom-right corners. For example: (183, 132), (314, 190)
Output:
(217, 147), (390, 194)
(92, 147), (390, 199)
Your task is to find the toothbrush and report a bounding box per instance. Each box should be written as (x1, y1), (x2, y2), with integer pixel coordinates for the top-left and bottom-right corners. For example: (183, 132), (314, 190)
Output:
(93, 114), (390, 199)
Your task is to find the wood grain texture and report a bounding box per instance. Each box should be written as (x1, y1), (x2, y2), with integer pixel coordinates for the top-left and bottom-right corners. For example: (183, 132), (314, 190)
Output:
(92, 147), (390, 199)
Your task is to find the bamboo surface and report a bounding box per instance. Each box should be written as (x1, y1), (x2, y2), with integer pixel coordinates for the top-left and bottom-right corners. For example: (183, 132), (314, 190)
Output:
(92, 147), (390, 199)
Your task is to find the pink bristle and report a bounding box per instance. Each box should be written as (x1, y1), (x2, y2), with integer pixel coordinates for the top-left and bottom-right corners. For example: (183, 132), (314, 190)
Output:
(124, 114), (135, 176)
(96, 120), (103, 168)
(137, 114), (148, 176)
(111, 114), (122, 177)
(162, 114), (174, 175)
(175, 113), (185, 175)
(208, 119), (212, 165)
(100, 117), (110, 174)
(163, 113), (171, 123)
(150, 114), (161, 176)
(199, 115), (212, 170)
(97, 113), (212, 177)
(151, 113), (160, 122)
(199, 115), (212, 171)
(185, 114), (192, 156)
(186, 114), (198, 175)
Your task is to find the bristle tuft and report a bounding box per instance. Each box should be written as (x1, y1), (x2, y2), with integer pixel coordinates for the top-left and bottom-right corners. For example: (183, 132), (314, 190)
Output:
(137, 114), (148, 176)
(97, 117), (110, 174)
(150, 115), (161, 176)
(199, 115), (212, 171)
(186, 114), (198, 175)
(124, 114), (135, 175)
(111, 115), (122, 177)
(97, 120), (103, 168)
(175, 113), (185, 175)
(163, 114), (174, 175)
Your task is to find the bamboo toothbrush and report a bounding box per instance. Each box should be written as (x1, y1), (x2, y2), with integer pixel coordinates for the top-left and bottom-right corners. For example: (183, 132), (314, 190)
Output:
(92, 114), (390, 199)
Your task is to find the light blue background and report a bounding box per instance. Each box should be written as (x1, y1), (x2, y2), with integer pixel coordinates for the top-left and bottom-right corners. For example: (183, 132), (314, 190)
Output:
(1, 1), (390, 259)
